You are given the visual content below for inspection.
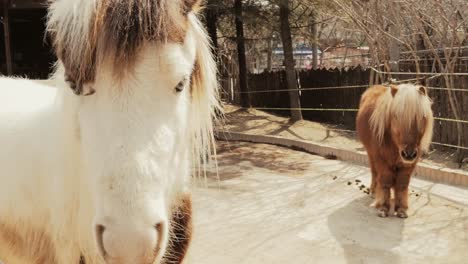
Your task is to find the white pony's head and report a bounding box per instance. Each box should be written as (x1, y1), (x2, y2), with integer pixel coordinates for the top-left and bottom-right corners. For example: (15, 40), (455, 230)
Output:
(47, 0), (218, 263)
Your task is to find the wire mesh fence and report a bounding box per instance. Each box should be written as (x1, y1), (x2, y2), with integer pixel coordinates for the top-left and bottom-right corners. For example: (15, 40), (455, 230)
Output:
(221, 66), (468, 152)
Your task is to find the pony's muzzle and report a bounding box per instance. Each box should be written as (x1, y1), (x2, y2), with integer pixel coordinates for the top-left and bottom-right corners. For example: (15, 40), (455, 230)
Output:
(94, 221), (167, 264)
(401, 148), (418, 161)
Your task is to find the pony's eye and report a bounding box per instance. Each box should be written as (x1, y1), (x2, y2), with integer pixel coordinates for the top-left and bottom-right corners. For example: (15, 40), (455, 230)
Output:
(175, 77), (188, 93)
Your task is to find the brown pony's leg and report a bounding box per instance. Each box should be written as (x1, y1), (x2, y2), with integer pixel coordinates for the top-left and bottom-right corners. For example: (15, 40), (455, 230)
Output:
(374, 165), (393, 217)
(394, 186), (409, 218)
(394, 167), (413, 218)
(375, 183), (391, 217)
(163, 194), (193, 264)
(368, 156), (377, 196)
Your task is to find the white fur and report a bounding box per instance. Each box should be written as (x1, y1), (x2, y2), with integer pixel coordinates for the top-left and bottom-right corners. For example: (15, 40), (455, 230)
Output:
(0, 1), (218, 263)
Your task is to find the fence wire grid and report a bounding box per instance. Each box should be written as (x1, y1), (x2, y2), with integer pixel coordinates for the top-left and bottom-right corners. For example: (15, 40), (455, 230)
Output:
(226, 69), (468, 151)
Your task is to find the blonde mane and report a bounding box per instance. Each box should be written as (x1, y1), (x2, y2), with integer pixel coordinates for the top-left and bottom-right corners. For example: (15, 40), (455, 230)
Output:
(187, 13), (221, 176)
(369, 84), (433, 152)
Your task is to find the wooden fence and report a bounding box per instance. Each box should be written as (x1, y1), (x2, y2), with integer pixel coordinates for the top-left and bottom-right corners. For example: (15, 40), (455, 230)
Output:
(223, 66), (468, 151)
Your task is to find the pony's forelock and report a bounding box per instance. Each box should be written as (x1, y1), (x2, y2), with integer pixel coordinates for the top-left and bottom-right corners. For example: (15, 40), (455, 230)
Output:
(391, 84), (433, 151)
(47, 0), (98, 86)
(46, 0), (199, 86)
(370, 84), (434, 151)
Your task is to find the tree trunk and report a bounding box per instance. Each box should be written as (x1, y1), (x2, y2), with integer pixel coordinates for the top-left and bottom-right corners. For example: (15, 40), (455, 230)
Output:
(311, 10), (319, 69)
(205, 0), (226, 99)
(416, 14), (432, 73)
(279, 0), (302, 121)
(204, 0), (219, 59)
(267, 37), (272, 72)
(235, 0), (249, 107)
(388, 3), (400, 75)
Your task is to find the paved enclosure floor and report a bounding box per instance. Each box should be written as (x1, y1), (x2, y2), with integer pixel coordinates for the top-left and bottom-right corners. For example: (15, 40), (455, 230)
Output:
(187, 141), (468, 264)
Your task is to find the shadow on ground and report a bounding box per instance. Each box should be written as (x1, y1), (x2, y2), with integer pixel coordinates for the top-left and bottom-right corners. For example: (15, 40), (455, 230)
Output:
(328, 196), (405, 264)
(208, 141), (314, 180)
(221, 104), (467, 170)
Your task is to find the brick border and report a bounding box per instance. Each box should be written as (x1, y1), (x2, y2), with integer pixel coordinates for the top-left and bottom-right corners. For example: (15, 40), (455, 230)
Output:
(215, 130), (468, 187)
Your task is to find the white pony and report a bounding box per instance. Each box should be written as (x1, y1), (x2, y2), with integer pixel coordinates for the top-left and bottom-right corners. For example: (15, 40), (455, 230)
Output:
(0, 0), (218, 263)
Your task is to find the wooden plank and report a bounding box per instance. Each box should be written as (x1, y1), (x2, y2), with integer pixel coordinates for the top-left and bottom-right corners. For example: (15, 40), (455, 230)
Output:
(3, 0), (12, 75)
(9, 0), (47, 9)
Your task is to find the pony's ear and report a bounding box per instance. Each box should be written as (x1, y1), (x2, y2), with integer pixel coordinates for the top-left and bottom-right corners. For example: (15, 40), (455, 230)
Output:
(418, 86), (428, 96)
(390, 85), (398, 97)
(183, 0), (203, 14)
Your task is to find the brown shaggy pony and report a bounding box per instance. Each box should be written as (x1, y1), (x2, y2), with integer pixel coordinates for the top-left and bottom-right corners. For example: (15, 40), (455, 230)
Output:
(356, 84), (434, 218)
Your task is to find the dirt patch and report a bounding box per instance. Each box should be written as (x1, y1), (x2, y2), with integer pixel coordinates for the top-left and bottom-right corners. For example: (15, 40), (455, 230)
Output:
(220, 104), (467, 171)
(210, 141), (315, 181)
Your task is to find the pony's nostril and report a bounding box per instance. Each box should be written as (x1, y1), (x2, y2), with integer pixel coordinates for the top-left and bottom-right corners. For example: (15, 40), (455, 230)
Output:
(95, 224), (107, 258)
(401, 149), (417, 160)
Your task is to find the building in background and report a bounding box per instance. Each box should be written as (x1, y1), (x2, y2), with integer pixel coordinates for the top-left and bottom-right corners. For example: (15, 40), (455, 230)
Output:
(270, 36), (317, 71)
(1, 0), (54, 79)
(269, 38), (369, 71)
(319, 46), (369, 69)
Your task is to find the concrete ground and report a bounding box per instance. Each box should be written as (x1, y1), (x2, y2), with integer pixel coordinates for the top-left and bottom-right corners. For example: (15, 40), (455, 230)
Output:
(187, 141), (468, 264)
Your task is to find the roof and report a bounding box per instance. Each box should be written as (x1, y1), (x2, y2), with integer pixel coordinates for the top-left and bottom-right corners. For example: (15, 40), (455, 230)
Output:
(273, 47), (321, 55)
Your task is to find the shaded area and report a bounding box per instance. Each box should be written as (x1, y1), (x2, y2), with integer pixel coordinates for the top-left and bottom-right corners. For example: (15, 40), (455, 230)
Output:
(0, 6), (55, 78)
(328, 196), (404, 264)
(220, 104), (467, 171)
(212, 141), (315, 180)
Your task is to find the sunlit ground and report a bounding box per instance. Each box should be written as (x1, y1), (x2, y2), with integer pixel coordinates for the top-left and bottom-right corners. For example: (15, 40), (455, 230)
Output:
(187, 141), (468, 264)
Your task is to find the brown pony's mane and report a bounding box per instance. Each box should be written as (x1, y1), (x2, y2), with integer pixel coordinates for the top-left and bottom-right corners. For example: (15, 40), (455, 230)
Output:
(369, 84), (434, 152)
(47, 0), (201, 87)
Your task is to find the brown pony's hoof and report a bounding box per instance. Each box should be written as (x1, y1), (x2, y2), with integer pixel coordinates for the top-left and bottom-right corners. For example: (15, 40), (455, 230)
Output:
(377, 208), (389, 217)
(396, 209), (408, 218)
